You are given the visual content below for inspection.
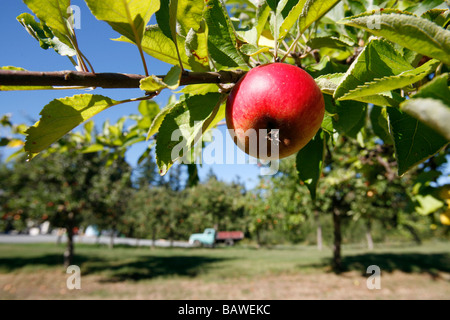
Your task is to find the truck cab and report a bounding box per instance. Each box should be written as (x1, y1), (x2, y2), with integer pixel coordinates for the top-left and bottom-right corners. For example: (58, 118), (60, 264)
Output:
(189, 228), (216, 247)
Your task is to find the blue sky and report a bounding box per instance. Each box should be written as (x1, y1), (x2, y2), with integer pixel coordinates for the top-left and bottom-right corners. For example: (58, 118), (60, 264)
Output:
(0, 0), (262, 189)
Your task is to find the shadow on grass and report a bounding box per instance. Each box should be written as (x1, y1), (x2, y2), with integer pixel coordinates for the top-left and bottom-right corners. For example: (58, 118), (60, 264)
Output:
(83, 255), (227, 282)
(343, 252), (450, 275)
(304, 252), (450, 276)
(0, 254), (103, 272)
(0, 253), (228, 282)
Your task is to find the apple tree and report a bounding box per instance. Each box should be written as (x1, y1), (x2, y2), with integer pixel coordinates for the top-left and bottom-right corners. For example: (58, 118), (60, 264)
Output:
(0, 1), (449, 268)
(0, 116), (135, 265)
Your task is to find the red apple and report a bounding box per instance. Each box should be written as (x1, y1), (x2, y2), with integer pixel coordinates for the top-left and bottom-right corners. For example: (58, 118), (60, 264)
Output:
(226, 63), (325, 159)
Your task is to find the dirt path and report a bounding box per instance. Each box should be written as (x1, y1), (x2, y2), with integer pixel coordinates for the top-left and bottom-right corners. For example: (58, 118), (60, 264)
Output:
(1, 270), (449, 299)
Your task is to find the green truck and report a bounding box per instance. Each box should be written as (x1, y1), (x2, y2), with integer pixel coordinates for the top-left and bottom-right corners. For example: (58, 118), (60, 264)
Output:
(189, 228), (244, 247)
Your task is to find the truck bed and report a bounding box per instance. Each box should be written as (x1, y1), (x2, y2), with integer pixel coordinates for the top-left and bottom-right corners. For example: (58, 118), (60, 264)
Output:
(216, 231), (244, 240)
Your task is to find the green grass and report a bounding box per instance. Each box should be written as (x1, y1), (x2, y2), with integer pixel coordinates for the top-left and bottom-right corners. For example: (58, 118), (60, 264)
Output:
(0, 241), (449, 281)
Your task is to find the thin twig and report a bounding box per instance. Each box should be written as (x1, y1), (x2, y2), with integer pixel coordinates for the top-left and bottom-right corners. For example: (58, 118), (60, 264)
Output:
(280, 32), (304, 63)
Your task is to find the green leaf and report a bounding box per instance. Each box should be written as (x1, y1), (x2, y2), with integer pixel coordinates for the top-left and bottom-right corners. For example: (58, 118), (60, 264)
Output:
(23, 0), (71, 37)
(83, 120), (95, 143)
(266, 0), (282, 12)
(0, 66), (55, 91)
(178, 83), (219, 95)
(138, 100), (160, 130)
(296, 129), (326, 200)
(155, 0), (172, 40)
(351, 92), (404, 108)
(169, 0), (179, 40)
(307, 56), (348, 78)
(25, 94), (120, 154)
(6, 149), (25, 162)
(156, 93), (222, 175)
(414, 194), (445, 215)
(298, 0), (340, 34)
(167, 0), (186, 70)
(185, 28), (209, 68)
(17, 13), (76, 57)
(268, 0), (287, 42)
(204, 0), (248, 69)
(256, 2), (273, 44)
(81, 144), (105, 154)
(401, 98), (450, 141)
(338, 10), (450, 65)
(387, 107), (448, 176)
(182, 96), (224, 165)
(400, 73), (450, 141)
(279, 0), (340, 40)
(408, 73), (450, 104)
(138, 100), (160, 118)
(0, 138), (10, 147)
(324, 95), (367, 139)
(421, 9), (450, 27)
(240, 44), (271, 56)
(84, 0), (160, 45)
(0, 115), (12, 127)
(334, 39), (413, 99)
(321, 114), (334, 133)
(307, 36), (354, 50)
(315, 73), (345, 95)
(332, 38), (426, 107)
(278, 0), (306, 39)
(238, 2), (271, 46)
(406, 0), (448, 17)
(339, 59), (439, 101)
(140, 65), (182, 92)
(162, 64), (182, 89)
(6, 139), (25, 148)
(147, 99), (181, 140)
(370, 106), (393, 144)
(139, 76), (167, 92)
(119, 25), (207, 71)
(137, 145), (154, 165)
(177, 0), (205, 34)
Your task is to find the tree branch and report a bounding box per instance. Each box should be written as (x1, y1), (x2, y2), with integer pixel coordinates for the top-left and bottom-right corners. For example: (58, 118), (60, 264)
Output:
(0, 69), (247, 89)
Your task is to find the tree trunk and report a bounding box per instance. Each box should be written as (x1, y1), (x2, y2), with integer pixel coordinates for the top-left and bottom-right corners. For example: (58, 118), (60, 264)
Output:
(366, 219), (374, 251)
(332, 208), (342, 273)
(256, 228), (261, 248)
(151, 227), (156, 250)
(64, 215), (75, 268)
(56, 228), (63, 245)
(404, 224), (422, 245)
(109, 231), (115, 249)
(314, 210), (323, 251)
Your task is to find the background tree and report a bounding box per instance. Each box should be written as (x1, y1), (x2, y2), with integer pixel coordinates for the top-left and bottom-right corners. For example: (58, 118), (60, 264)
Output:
(0, 117), (135, 265)
(187, 174), (247, 233)
(1, 147), (100, 267)
(85, 156), (133, 249)
(122, 187), (173, 248)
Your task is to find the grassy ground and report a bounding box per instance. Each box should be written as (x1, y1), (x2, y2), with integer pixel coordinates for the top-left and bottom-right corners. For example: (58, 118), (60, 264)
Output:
(0, 241), (449, 299)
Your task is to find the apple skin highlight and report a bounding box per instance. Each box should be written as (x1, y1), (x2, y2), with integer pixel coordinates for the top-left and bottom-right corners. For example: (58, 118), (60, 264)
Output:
(226, 63), (325, 160)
